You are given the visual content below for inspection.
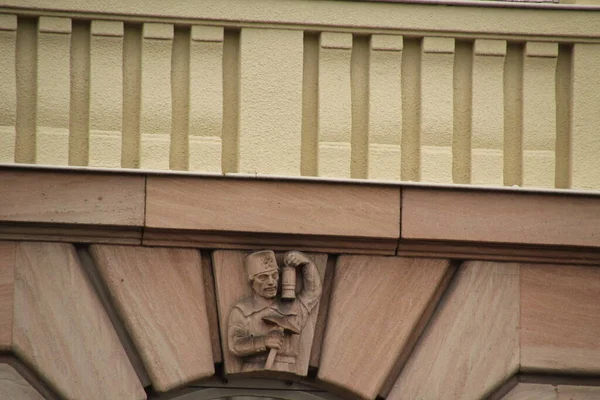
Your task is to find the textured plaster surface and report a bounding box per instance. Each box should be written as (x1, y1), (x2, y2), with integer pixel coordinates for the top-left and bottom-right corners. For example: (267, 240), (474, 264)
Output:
(2, 2), (600, 190)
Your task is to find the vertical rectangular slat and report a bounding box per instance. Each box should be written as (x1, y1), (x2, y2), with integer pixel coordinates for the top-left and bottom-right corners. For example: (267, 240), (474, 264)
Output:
(301, 33), (319, 177)
(140, 23), (173, 170)
(453, 41), (473, 184)
(69, 20), (90, 166)
(421, 37), (454, 183)
(472, 39), (506, 185)
(571, 43), (600, 190)
(36, 17), (71, 166)
(368, 34), (402, 180)
(90, 20), (123, 168)
(318, 32), (352, 178)
(401, 39), (421, 182)
(523, 42), (557, 188)
(221, 30), (239, 173)
(170, 27), (190, 171)
(238, 28), (303, 175)
(350, 35), (369, 179)
(0, 15), (17, 163)
(504, 43), (524, 187)
(555, 45), (572, 189)
(188, 25), (223, 172)
(15, 18), (37, 164)
(122, 24), (142, 168)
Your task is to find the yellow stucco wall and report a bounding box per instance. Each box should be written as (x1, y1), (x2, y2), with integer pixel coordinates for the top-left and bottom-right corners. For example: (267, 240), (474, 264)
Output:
(1, 0), (600, 189)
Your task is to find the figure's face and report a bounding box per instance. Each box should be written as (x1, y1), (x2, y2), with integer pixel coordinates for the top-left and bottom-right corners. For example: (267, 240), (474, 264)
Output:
(251, 270), (279, 299)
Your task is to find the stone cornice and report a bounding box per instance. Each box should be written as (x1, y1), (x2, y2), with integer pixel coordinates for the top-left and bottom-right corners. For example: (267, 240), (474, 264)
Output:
(1, 165), (599, 264)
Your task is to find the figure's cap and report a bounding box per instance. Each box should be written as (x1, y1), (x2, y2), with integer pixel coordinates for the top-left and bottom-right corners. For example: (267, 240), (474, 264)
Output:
(245, 250), (278, 280)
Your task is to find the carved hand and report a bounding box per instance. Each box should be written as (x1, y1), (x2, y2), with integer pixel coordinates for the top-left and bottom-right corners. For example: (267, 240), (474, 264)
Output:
(284, 251), (311, 268)
(265, 327), (284, 350)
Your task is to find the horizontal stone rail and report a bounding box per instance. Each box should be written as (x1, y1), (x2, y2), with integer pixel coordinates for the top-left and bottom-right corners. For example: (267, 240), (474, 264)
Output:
(1, 166), (599, 264)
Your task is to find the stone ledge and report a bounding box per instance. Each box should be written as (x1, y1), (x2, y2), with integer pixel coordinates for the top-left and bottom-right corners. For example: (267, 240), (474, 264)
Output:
(1, 166), (599, 264)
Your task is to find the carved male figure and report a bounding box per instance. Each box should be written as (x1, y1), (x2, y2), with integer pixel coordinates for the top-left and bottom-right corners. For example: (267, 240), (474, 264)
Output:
(227, 250), (322, 373)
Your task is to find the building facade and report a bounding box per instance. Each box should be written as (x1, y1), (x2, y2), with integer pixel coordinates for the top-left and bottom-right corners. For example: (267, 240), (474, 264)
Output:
(0, 0), (600, 399)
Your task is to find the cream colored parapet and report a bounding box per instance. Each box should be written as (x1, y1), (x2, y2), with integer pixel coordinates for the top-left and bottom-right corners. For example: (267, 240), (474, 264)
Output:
(2, 0), (600, 189)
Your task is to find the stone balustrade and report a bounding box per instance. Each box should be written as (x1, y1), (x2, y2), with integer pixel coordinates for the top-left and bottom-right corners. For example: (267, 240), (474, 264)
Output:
(1, 0), (600, 189)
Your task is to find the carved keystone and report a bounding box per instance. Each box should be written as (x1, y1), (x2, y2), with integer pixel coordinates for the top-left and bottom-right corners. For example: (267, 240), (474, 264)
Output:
(214, 250), (326, 377)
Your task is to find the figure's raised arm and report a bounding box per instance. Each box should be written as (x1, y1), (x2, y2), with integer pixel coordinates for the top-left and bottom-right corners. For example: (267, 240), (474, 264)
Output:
(284, 251), (322, 312)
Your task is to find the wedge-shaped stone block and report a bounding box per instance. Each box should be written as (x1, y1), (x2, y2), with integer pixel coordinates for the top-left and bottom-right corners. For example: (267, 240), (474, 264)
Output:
(558, 386), (600, 399)
(502, 383), (600, 400)
(318, 256), (451, 400)
(308, 256), (336, 369)
(521, 263), (600, 374)
(502, 383), (556, 400)
(90, 245), (215, 392)
(0, 363), (44, 400)
(389, 261), (519, 400)
(0, 242), (15, 350)
(0, 241), (145, 400)
(213, 250), (327, 377)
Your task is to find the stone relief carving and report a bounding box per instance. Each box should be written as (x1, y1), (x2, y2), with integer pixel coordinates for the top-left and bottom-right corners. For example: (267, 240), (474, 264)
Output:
(227, 250), (322, 373)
